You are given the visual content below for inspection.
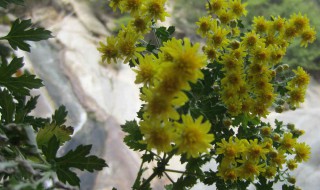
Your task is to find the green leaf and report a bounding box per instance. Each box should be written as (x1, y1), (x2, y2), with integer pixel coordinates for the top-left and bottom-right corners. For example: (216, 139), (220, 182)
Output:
(203, 170), (217, 185)
(36, 123), (73, 147)
(0, 19), (53, 52)
(282, 184), (295, 190)
(56, 144), (107, 171)
(56, 167), (80, 187)
(55, 144), (107, 186)
(24, 116), (50, 129)
(42, 135), (60, 161)
(121, 120), (146, 151)
(173, 175), (197, 189)
(0, 57), (23, 78)
(141, 152), (154, 163)
(155, 26), (174, 42)
(51, 106), (68, 126)
(167, 26), (175, 35)
(0, 89), (15, 123)
(0, 57), (43, 95)
(0, 0), (24, 8)
(41, 136), (107, 187)
(15, 95), (39, 123)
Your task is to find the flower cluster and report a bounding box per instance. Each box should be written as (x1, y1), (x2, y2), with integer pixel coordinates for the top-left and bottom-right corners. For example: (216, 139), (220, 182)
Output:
(139, 38), (214, 157)
(197, 1), (316, 117)
(99, 0), (316, 189)
(216, 123), (311, 182)
(101, 1), (215, 159)
(98, 0), (169, 64)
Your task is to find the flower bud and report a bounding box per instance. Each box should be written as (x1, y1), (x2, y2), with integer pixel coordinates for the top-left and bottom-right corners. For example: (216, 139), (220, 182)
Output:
(275, 105), (284, 113)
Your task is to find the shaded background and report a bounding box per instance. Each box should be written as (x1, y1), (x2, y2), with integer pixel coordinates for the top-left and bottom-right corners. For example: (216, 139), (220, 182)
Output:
(0, 0), (319, 189)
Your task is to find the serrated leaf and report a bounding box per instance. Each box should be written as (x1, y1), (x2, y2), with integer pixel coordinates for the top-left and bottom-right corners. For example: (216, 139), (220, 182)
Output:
(36, 123), (73, 147)
(203, 170), (217, 185)
(0, 57), (23, 78)
(121, 120), (146, 151)
(56, 167), (80, 187)
(142, 153), (154, 163)
(0, 57), (43, 95)
(3, 74), (43, 94)
(0, 0), (24, 8)
(24, 116), (50, 129)
(167, 26), (175, 35)
(42, 135), (60, 161)
(0, 19), (52, 52)
(15, 95), (39, 123)
(42, 136), (107, 187)
(173, 175), (197, 189)
(56, 144), (107, 172)
(146, 43), (156, 52)
(51, 106), (68, 126)
(155, 26), (170, 42)
(0, 89), (15, 123)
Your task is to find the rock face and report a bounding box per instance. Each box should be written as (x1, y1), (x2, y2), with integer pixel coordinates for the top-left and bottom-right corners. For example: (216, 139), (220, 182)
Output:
(19, 1), (143, 189)
(13, 0), (320, 190)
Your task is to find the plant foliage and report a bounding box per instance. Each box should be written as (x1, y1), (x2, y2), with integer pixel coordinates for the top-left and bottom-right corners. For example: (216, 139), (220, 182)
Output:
(0, 1), (107, 189)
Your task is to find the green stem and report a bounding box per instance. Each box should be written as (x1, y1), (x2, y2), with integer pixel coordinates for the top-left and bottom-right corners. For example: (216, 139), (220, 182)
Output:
(165, 168), (186, 174)
(164, 172), (174, 183)
(132, 151), (147, 189)
(137, 152), (175, 190)
(29, 162), (51, 170)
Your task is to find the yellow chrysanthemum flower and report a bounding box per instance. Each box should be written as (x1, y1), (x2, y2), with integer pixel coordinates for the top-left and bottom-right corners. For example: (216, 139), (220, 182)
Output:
(289, 12), (309, 33)
(270, 46), (285, 64)
(250, 45), (271, 63)
(263, 166), (277, 179)
(291, 67), (310, 87)
(122, 0), (143, 15)
(283, 22), (299, 40)
(280, 132), (297, 151)
(206, 0), (227, 15)
(130, 16), (151, 34)
(159, 38), (182, 62)
(294, 142), (311, 162)
(97, 36), (120, 65)
(244, 139), (270, 161)
(140, 119), (175, 153)
(269, 150), (286, 169)
(287, 86), (307, 107)
(241, 31), (264, 49)
(196, 15), (213, 37)
(300, 26), (316, 47)
(155, 68), (189, 96)
(217, 160), (239, 182)
(230, 0), (247, 18)
(175, 115), (214, 158)
(117, 26), (145, 63)
(141, 87), (180, 120)
(203, 45), (220, 61)
(133, 54), (158, 85)
(287, 159), (298, 170)
(217, 9), (234, 25)
(208, 26), (230, 48)
(143, 0), (169, 22)
(216, 137), (245, 159)
(270, 16), (286, 33)
(253, 16), (269, 33)
(237, 160), (265, 181)
(163, 38), (207, 83)
(221, 53), (242, 71)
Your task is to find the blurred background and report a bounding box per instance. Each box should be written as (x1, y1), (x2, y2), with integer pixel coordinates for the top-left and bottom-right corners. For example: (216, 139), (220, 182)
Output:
(0, 0), (319, 189)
